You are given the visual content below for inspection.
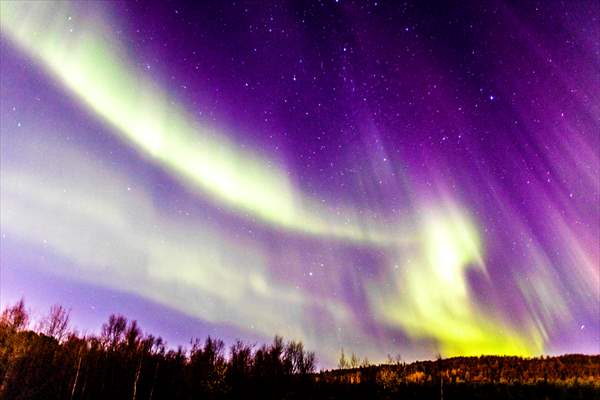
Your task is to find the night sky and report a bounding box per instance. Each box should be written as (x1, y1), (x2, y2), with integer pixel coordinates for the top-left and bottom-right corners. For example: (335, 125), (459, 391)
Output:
(1, 1), (598, 366)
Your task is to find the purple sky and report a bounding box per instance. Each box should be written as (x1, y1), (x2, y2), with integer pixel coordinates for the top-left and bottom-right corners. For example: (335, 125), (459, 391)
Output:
(1, 1), (598, 366)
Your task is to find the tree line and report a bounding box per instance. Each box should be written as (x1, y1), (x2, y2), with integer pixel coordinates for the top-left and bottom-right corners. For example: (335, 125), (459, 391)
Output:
(1, 299), (598, 400)
(0, 300), (314, 400)
(331, 352), (600, 386)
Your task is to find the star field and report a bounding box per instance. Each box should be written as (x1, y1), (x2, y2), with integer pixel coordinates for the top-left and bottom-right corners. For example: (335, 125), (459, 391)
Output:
(0, 1), (598, 366)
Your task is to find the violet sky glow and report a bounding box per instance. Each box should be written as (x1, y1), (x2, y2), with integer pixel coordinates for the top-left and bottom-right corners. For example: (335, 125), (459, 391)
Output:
(0, 1), (598, 366)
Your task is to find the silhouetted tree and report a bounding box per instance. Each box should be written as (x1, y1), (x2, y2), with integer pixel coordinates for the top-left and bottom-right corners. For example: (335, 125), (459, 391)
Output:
(1, 300), (598, 400)
(101, 314), (127, 351)
(338, 348), (348, 369)
(37, 305), (70, 343)
(0, 298), (29, 331)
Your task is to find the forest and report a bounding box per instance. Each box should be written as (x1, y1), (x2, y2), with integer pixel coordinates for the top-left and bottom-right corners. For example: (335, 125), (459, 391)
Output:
(1, 300), (598, 400)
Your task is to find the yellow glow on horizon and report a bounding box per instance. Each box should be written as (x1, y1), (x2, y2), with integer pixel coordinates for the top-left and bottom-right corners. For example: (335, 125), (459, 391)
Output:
(370, 205), (543, 357)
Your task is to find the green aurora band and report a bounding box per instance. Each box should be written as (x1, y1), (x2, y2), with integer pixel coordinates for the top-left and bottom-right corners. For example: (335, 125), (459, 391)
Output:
(0, 1), (556, 362)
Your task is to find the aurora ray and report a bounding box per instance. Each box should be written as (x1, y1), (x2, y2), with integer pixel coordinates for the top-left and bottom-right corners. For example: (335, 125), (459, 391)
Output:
(1, 0), (598, 366)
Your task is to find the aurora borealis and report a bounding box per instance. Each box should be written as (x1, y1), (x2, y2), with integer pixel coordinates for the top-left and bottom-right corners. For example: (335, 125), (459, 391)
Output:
(0, 1), (598, 366)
